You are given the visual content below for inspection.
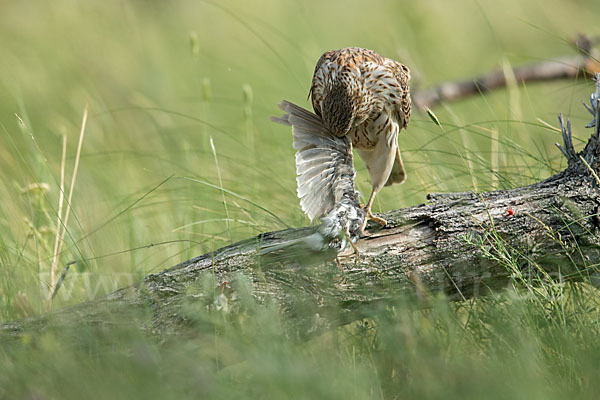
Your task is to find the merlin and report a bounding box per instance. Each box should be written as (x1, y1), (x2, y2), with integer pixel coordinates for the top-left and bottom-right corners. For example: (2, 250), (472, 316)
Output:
(274, 47), (411, 234)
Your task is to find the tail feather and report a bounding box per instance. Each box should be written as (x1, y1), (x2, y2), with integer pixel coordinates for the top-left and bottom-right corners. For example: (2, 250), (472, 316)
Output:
(270, 101), (328, 139)
(385, 144), (406, 186)
(259, 231), (339, 266)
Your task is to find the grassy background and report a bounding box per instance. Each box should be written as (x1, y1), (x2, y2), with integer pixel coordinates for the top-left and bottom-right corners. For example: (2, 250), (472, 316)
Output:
(1, 0), (599, 398)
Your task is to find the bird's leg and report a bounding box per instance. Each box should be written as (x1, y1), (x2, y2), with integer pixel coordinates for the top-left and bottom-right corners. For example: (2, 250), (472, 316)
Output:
(360, 190), (387, 234)
(345, 226), (360, 262)
(335, 257), (344, 272)
(336, 227), (361, 271)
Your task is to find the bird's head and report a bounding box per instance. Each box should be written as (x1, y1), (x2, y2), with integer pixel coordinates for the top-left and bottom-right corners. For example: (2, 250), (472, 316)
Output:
(321, 82), (354, 136)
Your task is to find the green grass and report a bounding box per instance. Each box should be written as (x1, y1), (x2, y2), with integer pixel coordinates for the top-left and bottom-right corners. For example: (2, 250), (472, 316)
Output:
(1, 0), (600, 398)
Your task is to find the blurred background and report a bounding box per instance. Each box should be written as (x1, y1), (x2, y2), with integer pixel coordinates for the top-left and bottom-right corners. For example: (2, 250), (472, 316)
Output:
(1, 1), (599, 398)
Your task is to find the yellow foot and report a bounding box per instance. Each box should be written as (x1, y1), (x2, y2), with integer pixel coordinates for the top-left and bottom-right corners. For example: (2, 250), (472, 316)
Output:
(336, 227), (361, 271)
(345, 226), (360, 262)
(359, 208), (387, 235)
(369, 214), (387, 227)
(335, 257), (344, 272)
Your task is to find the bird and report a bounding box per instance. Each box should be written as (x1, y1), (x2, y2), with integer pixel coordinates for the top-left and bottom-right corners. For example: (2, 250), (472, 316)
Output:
(258, 196), (364, 267)
(309, 47), (411, 233)
(266, 46), (411, 265)
(266, 101), (364, 265)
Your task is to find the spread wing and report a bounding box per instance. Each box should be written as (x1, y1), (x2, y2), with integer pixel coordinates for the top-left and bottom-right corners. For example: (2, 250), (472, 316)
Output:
(271, 100), (355, 222)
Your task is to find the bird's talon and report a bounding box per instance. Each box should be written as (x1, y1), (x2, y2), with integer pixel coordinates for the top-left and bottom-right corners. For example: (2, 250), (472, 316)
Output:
(360, 209), (387, 236)
(344, 226), (361, 263)
(335, 257), (344, 272)
(369, 215), (387, 227)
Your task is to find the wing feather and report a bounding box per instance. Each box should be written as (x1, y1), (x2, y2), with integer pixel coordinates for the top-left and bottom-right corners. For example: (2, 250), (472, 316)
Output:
(271, 100), (355, 221)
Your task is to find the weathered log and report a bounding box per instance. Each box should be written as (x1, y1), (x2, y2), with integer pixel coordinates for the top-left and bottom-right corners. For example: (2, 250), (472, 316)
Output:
(2, 78), (600, 340)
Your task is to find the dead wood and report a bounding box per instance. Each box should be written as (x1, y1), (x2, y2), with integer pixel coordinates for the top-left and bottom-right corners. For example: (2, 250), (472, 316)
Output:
(413, 34), (600, 110)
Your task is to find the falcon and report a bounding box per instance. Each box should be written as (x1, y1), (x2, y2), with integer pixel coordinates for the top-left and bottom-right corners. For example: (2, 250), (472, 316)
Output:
(274, 47), (411, 234)
(310, 47), (411, 232)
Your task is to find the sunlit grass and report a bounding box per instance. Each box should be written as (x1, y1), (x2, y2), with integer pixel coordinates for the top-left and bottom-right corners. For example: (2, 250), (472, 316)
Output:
(1, 0), (600, 398)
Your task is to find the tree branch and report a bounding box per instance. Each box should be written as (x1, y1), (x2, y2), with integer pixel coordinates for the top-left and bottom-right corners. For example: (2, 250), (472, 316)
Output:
(413, 35), (600, 111)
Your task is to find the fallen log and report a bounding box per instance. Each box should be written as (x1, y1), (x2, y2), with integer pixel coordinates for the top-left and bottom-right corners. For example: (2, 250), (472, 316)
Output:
(2, 75), (599, 340)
